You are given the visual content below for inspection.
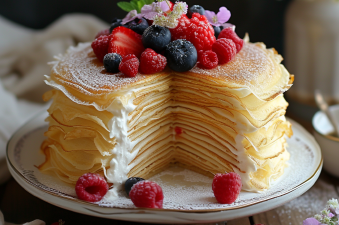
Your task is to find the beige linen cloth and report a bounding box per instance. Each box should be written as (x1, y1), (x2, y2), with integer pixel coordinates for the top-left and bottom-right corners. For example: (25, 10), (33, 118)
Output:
(0, 13), (107, 225)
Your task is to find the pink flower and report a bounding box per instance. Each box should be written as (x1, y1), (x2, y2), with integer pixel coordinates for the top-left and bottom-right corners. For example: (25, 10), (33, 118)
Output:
(122, 10), (143, 24)
(205, 7), (231, 26)
(303, 218), (320, 225)
(141, 2), (170, 20)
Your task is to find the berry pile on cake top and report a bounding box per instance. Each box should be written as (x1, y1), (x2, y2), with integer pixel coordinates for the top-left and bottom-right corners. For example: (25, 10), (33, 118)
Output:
(91, 0), (244, 77)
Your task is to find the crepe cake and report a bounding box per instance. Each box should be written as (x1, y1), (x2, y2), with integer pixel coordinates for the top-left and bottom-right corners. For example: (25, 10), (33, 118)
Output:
(38, 35), (294, 199)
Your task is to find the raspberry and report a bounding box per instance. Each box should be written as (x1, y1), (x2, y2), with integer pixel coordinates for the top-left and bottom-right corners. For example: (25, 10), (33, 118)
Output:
(139, 48), (167, 74)
(170, 14), (191, 40)
(119, 54), (139, 77)
(212, 172), (242, 204)
(218, 28), (244, 53)
(129, 180), (164, 208)
(187, 13), (216, 51)
(198, 50), (218, 69)
(91, 35), (111, 62)
(212, 38), (237, 65)
(175, 126), (183, 135)
(75, 173), (108, 202)
(95, 29), (110, 39)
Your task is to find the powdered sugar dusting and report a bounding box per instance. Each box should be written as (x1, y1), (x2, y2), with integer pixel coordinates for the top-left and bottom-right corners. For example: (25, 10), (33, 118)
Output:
(11, 120), (320, 211)
(189, 42), (288, 99)
(51, 43), (149, 95)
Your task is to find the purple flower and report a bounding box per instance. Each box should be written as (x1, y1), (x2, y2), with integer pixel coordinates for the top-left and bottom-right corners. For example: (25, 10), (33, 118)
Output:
(303, 218), (320, 225)
(205, 7), (231, 26)
(122, 10), (143, 24)
(141, 2), (170, 20)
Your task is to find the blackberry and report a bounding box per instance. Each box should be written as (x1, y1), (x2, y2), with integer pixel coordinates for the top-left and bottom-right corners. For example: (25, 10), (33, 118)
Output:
(188, 5), (205, 18)
(142, 25), (171, 53)
(126, 18), (149, 35)
(125, 177), (145, 196)
(165, 39), (197, 72)
(103, 53), (122, 73)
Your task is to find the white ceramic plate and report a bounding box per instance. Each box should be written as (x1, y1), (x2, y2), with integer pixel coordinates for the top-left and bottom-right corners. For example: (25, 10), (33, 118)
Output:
(6, 111), (322, 224)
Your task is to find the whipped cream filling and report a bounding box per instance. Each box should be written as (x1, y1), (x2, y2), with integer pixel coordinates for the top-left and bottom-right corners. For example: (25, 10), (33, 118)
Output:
(45, 72), (289, 197)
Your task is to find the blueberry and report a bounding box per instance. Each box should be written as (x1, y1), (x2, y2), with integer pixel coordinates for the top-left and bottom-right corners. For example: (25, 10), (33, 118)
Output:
(103, 53), (122, 73)
(188, 5), (205, 18)
(165, 39), (198, 72)
(125, 177), (145, 196)
(109, 18), (123, 33)
(213, 26), (222, 38)
(126, 18), (149, 35)
(142, 25), (171, 53)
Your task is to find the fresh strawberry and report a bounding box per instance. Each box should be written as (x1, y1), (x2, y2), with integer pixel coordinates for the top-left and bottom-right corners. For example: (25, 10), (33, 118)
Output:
(108, 27), (145, 58)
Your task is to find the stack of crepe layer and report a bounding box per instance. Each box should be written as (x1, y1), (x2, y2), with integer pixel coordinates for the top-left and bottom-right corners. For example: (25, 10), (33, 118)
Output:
(39, 41), (293, 193)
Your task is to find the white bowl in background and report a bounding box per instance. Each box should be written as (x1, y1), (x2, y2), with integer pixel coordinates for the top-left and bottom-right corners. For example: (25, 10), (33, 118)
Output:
(313, 105), (339, 177)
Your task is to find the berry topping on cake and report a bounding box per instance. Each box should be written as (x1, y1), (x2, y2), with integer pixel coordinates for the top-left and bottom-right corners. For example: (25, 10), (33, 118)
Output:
(75, 173), (108, 202)
(188, 5), (205, 18)
(103, 53), (122, 73)
(125, 177), (145, 196)
(212, 38), (236, 65)
(218, 27), (244, 53)
(175, 126), (183, 135)
(186, 13), (216, 52)
(91, 35), (111, 62)
(213, 26), (224, 39)
(198, 50), (218, 69)
(169, 14), (191, 40)
(140, 48), (167, 74)
(108, 26), (145, 58)
(109, 18), (124, 33)
(95, 29), (110, 39)
(142, 25), (171, 53)
(165, 39), (197, 72)
(129, 180), (164, 208)
(212, 172), (242, 204)
(119, 54), (139, 77)
(125, 18), (149, 35)
(171, 13), (215, 52)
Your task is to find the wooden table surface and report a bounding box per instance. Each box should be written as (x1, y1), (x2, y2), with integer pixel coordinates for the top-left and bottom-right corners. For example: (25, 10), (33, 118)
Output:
(1, 110), (338, 225)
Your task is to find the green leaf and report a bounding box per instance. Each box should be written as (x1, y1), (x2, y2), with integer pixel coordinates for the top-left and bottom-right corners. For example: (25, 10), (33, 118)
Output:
(144, 0), (154, 4)
(117, 2), (135, 12)
(130, 1), (139, 12)
(136, 1), (144, 12)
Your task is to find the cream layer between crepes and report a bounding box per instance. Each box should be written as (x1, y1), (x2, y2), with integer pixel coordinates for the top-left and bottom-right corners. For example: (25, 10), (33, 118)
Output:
(39, 41), (293, 200)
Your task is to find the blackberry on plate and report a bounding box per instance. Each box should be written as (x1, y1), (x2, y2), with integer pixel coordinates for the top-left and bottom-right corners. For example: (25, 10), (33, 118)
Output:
(142, 25), (171, 53)
(125, 177), (145, 196)
(103, 53), (122, 73)
(109, 18), (123, 33)
(188, 5), (205, 18)
(126, 18), (149, 35)
(165, 39), (197, 72)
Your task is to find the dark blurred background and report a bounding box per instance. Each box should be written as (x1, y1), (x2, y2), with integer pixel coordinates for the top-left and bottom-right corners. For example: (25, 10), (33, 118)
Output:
(0, 0), (293, 57)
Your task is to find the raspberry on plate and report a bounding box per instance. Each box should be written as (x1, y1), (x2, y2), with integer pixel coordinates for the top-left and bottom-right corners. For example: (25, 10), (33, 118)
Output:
(218, 27), (244, 53)
(75, 173), (108, 202)
(139, 48), (167, 74)
(119, 54), (139, 77)
(198, 50), (218, 69)
(108, 26), (145, 58)
(91, 35), (111, 62)
(129, 180), (164, 208)
(212, 172), (242, 204)
(212, 38), (237, 65)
